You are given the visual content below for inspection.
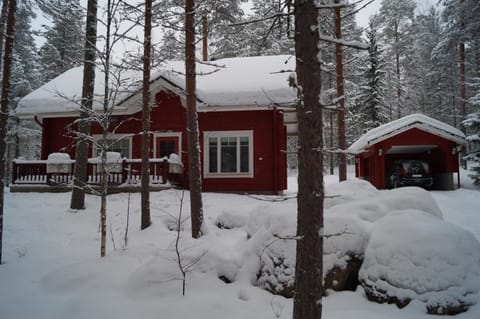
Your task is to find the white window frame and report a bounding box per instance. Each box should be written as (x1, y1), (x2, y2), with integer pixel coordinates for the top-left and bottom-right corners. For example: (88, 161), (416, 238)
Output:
(203, 130), (254, 178)
(153, 132), (183, 159)
(92, 134), (133, 158)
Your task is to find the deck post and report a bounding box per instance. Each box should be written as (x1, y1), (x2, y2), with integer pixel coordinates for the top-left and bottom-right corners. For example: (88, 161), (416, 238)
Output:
(162, 159), (168, 184)
(11, 161), (17, 184)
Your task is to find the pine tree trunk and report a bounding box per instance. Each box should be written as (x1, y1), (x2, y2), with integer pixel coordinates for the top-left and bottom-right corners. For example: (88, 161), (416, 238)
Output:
(459, 0), (467, 169)
(0, 0), (16, 265)
(329, 111), (334, 175)
(140, 0), (152, 230)
(334, 0), (346, 181)
(202, 15), (208, 62)
(459, 0), (466, 131)
(70, 0), (98, 210)
(185, 0), (203, 239)
(395, 19), (401, 119)
(293, 1), (324, 318)
(0, 0), (9, 74)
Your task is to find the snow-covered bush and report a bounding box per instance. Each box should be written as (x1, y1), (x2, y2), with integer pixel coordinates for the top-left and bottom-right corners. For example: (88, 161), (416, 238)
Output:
(242, 208), (297, 298)
(359, 210), (480, 315)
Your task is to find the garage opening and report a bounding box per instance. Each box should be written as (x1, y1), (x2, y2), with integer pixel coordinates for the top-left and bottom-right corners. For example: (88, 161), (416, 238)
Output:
(384, 145), (454, 190)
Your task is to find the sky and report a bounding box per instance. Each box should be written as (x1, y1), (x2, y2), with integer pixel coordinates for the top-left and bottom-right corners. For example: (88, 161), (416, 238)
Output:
(355, 0), (438, 28)
(33, 0), (439, 50)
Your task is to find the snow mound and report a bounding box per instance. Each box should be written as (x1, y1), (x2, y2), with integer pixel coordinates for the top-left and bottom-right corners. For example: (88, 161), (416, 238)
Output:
(359, 210), (480, 314)
(378, 187), (443, 219)
(325, 185), (442, 265)
(325, 179), (379, 209)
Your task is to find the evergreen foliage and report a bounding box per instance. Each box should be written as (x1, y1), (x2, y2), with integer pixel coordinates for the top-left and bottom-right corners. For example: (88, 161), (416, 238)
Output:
(37, 0), (85, 82)
(355, 18), (388, 132)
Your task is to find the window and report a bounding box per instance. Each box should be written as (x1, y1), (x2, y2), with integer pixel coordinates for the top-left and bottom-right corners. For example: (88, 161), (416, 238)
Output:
(93, 134), (132, 158)
(204, 131), (253, 178)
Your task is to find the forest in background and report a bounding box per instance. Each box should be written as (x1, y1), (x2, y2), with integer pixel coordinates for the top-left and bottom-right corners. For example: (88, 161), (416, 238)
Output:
(1, 0), (479, 181)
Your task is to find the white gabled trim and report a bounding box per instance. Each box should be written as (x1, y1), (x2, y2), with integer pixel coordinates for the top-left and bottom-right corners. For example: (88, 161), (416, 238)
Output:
(349, 117), (466, 154)
(364, 123), (466, 149)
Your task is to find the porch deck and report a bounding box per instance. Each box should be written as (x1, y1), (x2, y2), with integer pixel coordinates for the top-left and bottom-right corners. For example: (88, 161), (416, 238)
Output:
(10, 158), (184, 193)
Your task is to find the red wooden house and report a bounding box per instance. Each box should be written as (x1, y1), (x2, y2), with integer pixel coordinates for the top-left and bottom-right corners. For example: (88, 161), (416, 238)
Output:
(14, 56), (298, 193)
(348, 114), (466, 190)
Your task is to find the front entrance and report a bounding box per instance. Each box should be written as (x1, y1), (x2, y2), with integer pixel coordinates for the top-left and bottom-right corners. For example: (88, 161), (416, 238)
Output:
(154, 133), (182, 159)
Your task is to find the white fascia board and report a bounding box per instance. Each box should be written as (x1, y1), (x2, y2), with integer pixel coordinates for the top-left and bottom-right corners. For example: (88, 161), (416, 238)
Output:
(349, 122), (466, 154)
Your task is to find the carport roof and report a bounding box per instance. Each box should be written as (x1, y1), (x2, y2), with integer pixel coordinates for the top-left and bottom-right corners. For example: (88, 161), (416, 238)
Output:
(348, 114), (466, 154)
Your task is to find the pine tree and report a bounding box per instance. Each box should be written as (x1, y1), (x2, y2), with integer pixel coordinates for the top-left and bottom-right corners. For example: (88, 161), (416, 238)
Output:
(376, 0), (416, 119)
(70, 0), (97, 210)
(463, 111), (480, 186)
(5, 0), (41, 185)
(37, 0), (84, 82)
(1, 0), (17, 265)
(185, 0), (203, 238)
(355, 18), (388, 132)
(10, 1), (40, 100)
(141, 0), (153, 230)
(293, 0), (324, 317)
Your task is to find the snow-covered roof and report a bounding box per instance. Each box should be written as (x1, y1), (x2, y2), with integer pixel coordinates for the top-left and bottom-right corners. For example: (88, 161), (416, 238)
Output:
(348, 114), (466, 154)
(15, 67), (143, 118)
(15, 55), (297, 118)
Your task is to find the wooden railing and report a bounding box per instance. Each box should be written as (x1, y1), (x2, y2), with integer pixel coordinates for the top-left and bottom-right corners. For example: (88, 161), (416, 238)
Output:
(11, 158), (183, 187)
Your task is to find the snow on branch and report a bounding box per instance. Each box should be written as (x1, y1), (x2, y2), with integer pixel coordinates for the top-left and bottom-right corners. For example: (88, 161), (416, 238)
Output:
(319, 35), (369, 50)
(342, 0), (377, 19)
(229, 12), (290, 27)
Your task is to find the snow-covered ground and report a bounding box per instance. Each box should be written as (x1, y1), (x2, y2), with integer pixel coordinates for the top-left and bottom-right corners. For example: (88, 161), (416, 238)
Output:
(0, 168), (479, 319)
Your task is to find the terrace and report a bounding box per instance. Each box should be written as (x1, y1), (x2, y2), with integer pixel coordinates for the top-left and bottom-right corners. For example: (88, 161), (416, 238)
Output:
(10, 154), (184, 193)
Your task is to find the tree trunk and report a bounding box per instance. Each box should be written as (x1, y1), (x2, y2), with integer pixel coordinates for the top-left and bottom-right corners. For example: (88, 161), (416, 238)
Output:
(329, 111), (334, 175)
(202, 15), (208, 62)
(185, 0), (203, 239)
(395, 19), (401, 119)
(140, 0), (152, 230)
(334, 0), (346, 181)
(0, 0), (16, 265)
(459, 0), (467, 169)
(0, 0), (9, 75)
(293, 1), (324, 318)
(70, 0), (98, 210)
(98, 0), (115, 258)
(459, 0), (466, 132)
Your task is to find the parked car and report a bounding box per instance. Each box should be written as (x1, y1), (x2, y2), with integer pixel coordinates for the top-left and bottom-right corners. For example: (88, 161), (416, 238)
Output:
(389, 160), (433, 189)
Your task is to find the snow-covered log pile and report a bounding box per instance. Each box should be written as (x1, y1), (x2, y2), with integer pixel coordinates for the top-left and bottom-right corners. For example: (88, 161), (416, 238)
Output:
(228, 179), (480, 315)
(360, 210), (480, 315)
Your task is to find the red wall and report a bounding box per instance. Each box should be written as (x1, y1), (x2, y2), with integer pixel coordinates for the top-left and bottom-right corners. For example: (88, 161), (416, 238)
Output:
(355, 127), (460, 189)
(40, 91), (287, 193)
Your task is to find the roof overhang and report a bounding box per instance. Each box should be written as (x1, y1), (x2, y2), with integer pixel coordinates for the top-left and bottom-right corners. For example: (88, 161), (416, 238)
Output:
(386, 145), (437, 154)
(348, 121), (466, 155)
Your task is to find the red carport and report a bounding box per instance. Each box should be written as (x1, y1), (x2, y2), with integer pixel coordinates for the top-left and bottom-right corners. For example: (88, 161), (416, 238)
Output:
(348, 114), (466, 190)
